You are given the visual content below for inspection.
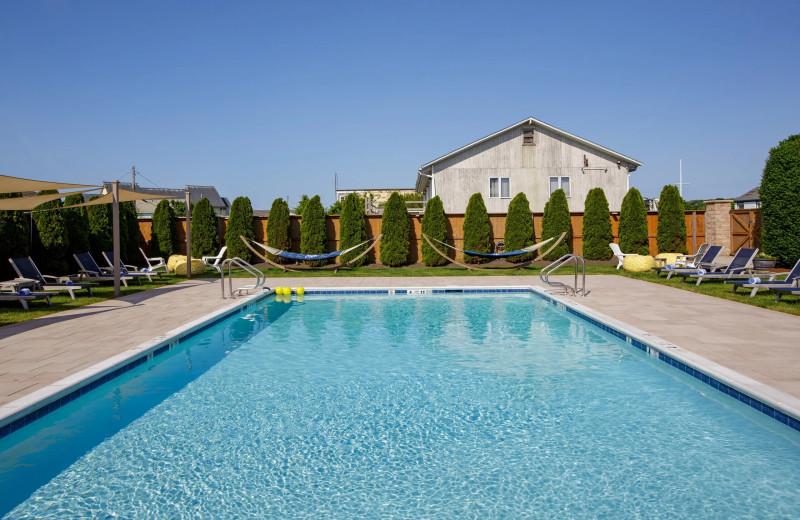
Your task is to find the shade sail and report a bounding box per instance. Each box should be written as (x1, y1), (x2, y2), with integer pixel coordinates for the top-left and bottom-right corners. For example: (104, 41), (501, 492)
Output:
(0, 174), (96, 194)
(59, 188), (174, 210)
(0, 189), (98, 210)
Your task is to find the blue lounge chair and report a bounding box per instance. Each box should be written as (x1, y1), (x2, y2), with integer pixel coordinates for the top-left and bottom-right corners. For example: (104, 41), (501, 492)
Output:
(0, 287), (54, 310)
(770, 286), (800, 301)
(8, 257), (96, 300)
(73, 252), (134, 287)
(689, 248), (759, 286)
(726, 257), (800, 297)
(661, 246), (724, 279)
(103, 251), (160, 282)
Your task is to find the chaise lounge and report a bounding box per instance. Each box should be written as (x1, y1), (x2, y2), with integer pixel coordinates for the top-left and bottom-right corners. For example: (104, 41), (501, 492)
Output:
(8, 257), (96, 300)
(688, 248), (759, 286)
(73, 252), (134, 287)
(726, 257), (800, 297)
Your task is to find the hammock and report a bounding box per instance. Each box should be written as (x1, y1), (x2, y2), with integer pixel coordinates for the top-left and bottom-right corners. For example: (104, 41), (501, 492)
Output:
(421, 232), (566, 271)
(241, 235), (381, 272)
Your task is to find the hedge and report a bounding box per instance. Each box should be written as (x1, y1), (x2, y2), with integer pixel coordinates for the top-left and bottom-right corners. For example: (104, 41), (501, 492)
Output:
(504, 192), (535, 262)
(267, 198), (291, 264)
(300, 195), (327, 266)
(190, 197), (219, 257)
(541, 189), (571, 260)
(225, 196), (255, 262)
(0, 193), (30, 279)
(339, 192), (369, 266)
(32, 190), (69, 274)
(151, 199), (178, 258)
(582, 188), (613, 260)
(379, 192), (410, 266)
(761, 134), (800, 266)
(420, 196), (448, 266)
(618, 187), (650, 255)
(656, 185), (687, 254)
(462, 193), (492, 263)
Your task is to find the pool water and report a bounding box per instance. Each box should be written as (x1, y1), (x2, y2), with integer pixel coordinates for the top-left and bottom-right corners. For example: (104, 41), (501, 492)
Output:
(2, 293), (799, 518)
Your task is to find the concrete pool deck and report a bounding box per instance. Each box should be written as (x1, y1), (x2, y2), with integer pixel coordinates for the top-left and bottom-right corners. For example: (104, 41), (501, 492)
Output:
(1, 275), (799, 416)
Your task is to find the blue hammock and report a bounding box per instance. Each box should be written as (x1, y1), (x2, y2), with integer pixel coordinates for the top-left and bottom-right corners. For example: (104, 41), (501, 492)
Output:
(425, 234), (555, 259)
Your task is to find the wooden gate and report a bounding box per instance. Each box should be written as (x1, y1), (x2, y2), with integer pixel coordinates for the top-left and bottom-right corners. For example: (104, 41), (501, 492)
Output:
(730, 209), (762, 251)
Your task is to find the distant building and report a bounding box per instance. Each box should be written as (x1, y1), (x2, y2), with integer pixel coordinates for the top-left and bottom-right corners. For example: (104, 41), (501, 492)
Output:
(334, 188), (422, 214)
(101, 183), (231, 217)
(733, 186), (760, 209)
(415, 117), (642, 213)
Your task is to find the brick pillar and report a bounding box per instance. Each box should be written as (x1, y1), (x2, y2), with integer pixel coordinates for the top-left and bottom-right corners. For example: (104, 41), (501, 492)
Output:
(704, 200), (733, 255)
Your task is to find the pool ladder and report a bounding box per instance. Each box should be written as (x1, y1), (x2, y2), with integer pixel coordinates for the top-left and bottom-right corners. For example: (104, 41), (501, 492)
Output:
(220, 257), (268, 299)
(540, 254), (587, 297)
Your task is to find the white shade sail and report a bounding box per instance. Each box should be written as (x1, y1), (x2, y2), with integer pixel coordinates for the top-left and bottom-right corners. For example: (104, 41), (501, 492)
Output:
(0, 174), (96, 194)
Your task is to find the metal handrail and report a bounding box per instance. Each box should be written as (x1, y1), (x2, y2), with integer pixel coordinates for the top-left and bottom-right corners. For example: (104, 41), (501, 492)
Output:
(220, 257), (267, 299)
(539, 254), (587, 296)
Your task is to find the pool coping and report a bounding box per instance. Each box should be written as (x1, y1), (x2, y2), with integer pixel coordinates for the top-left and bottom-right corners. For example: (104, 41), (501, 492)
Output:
(2, 284), (799, 439)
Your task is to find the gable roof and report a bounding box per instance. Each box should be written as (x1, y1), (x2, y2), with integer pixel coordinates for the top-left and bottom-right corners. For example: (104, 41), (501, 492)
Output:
(734, 186), (760, 202)
(419, 117), (643, 173)
(102, 183), (230, 209)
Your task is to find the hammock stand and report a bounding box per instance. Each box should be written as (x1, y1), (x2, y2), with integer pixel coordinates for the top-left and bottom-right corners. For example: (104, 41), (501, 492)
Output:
(421, 232), (567, 271)
(240, 234), (382, 273)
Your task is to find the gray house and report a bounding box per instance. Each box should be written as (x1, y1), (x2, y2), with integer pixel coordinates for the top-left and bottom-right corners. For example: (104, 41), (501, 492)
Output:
(101, 183), (231, 217)
(733, 186), (760, 209)
(415, 117), (642, 213)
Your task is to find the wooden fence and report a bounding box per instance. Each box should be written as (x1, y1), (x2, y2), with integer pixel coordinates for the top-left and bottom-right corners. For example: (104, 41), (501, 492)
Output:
(139, 211), (706, 264)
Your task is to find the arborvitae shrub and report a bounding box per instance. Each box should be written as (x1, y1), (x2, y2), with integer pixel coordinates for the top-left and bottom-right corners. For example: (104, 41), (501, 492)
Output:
(267, 198), (291, 264)
(62, 193), (90, 255)
(225, 196), (255, 262)
(120, 201), (141, 263)
(151, 199), (178, 258)
(0, 193), (30, 279)
(32, 190), (69, 274)
(618, 188), (650, 255)
(541, 189), (571, 260)
(582, 188), (613, 260)
(462, 193), (492, 264)
(420, 196), (448, 266)
(190, 197), (219, 257)
(87, 196), (113, 258)
(656, 185), (688, 254)
(379, 192), (410, 267)
(504, 192), (535, 263)
(299, 195), (327, 266)
(339, 193), (369, 266)
(761, 134), (800, 266)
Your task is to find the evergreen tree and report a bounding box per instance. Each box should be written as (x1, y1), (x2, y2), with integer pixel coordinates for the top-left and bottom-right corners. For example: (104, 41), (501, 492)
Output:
(582, 188), (613, 260)
(339, 192), (369, 266)
(299, 195), (327, 266)
(0, 193), (31, 279)
(151, 199), (178, 258)
(504, 192), (535, 263)
(62, 193), (90, 254)
(618, 187), (650, 255)
(294, 194), (311, 216)
(87, 196), (113, 258)
(420, 196), (448, 266)
(32, 190), (70, 274)
(761, 134), (800, 266)
(656, 185), (688, 254)
(267, 198), (291, 264)
(225, 196), (255, 262)
(462, 193), (492, 264)
(119, 201), (141, 263)
(379, 192), (410, 266)
(541, 189), (571, 260)
(190, 197), (219, 257)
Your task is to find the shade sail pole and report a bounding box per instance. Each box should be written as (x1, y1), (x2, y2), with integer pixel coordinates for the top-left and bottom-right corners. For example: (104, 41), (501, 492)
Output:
(112, 181), (121, 296)
(185, 187), (192, 279)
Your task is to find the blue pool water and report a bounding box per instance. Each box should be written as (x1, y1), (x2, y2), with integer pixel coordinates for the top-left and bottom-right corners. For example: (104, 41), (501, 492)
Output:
(1, 293), (799, 518)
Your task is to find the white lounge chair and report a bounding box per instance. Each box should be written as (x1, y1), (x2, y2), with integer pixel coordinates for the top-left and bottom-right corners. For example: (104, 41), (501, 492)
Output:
(202, 246), (227, 273)
(139, 248), (167, 273)
(609, 243), (632, 269)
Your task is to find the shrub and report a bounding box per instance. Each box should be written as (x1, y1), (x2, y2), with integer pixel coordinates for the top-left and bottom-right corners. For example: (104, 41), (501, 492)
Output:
(32, 190), (69, 274)
(267, 198), (291, 264)
(420, 196), (448, 266)
(656, 185), (687, 254)
(0, 193), (30, 279)
(299, 195), (327, 266)
(225, 196), (255, 262)
(87, 196), (113, 258)
(151, 199), (178, 258)
(62, 193), (90, 254)
(379, 192), (410, 266)
(582, 188), (613, 260)
(462, 193), (492, 264)
(618, 188), (650, 255)
(120, 201), (141, 263)
(339, 193), (369, 266)
(294, 194), (311, 216)
(761, 134), (800, 266)
(541, 189), (571, 260)
(190, 197), (219, 257)
(504, 192), (535, 262)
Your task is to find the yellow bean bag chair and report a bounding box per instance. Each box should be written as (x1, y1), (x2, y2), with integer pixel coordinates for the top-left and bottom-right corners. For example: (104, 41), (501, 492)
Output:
(622, 254), (656, 272)
(655, 252), (680, 267)
(167, 255), (207, 275)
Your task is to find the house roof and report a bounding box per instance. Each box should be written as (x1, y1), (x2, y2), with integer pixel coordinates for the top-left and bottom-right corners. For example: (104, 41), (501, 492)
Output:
(418, 116), (642, 176)
(734, 186), (760, 202)
(101, 183), (230, 209)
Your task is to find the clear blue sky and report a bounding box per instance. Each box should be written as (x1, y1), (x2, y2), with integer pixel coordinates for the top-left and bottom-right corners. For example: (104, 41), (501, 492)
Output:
(2, 1), (798, 210)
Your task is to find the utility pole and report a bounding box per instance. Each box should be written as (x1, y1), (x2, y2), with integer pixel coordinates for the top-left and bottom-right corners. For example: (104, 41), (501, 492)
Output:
(131, 165), (136, 191)
(185, 187), (192, 279)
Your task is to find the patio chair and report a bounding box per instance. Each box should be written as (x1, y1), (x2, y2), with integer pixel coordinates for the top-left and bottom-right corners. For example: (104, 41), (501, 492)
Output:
(139, 247), (167, 273)
(726, 257), (800, 297)
(103, 251), (161, 282)
(661, 246), (724, 279)
(8, 257), (97, 300)
(675, 243), (709, 267)
(73, 252), (134, 287)
(689, 248), (759, 286)
(608, 243), (631, 269)
(769, 285), (800, 301)
(202, 246), (227, 274)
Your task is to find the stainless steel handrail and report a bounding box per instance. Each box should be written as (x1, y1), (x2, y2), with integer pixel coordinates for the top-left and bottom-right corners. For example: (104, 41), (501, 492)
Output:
(220, 257), (267, 298)
(539, 254), (587, 296)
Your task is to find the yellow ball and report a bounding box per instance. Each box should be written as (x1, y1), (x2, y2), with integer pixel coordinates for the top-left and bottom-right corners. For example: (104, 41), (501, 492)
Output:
(296, 287), (305, 296)
(274, 287), (283, 296)
(283, 286), (291, 295)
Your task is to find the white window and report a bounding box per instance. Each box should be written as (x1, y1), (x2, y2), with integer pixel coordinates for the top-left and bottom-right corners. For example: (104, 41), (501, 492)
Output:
(549, 176), (570, 197)
(489, 177), (510, 199)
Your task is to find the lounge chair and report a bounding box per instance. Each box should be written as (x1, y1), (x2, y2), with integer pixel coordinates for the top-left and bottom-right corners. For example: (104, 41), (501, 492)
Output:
(688, 248), (759, 286)
(103, 251), (160, 282)
(139, 247), (167, 273)
(660, 246), (724, 279)
(0, 289), (54, 310)
(202, 246), (227, 273)
(73, 252), (134, 287)
(726, 257), (800, 297)
(609, 243), (632, 269)
(675, 243), (709, 267)
(8, 257), (96, 300)
(769, 286), (800, 301)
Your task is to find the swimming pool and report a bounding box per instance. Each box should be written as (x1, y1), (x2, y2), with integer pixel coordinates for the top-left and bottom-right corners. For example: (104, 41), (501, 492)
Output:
(1, 291), (799, 518)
